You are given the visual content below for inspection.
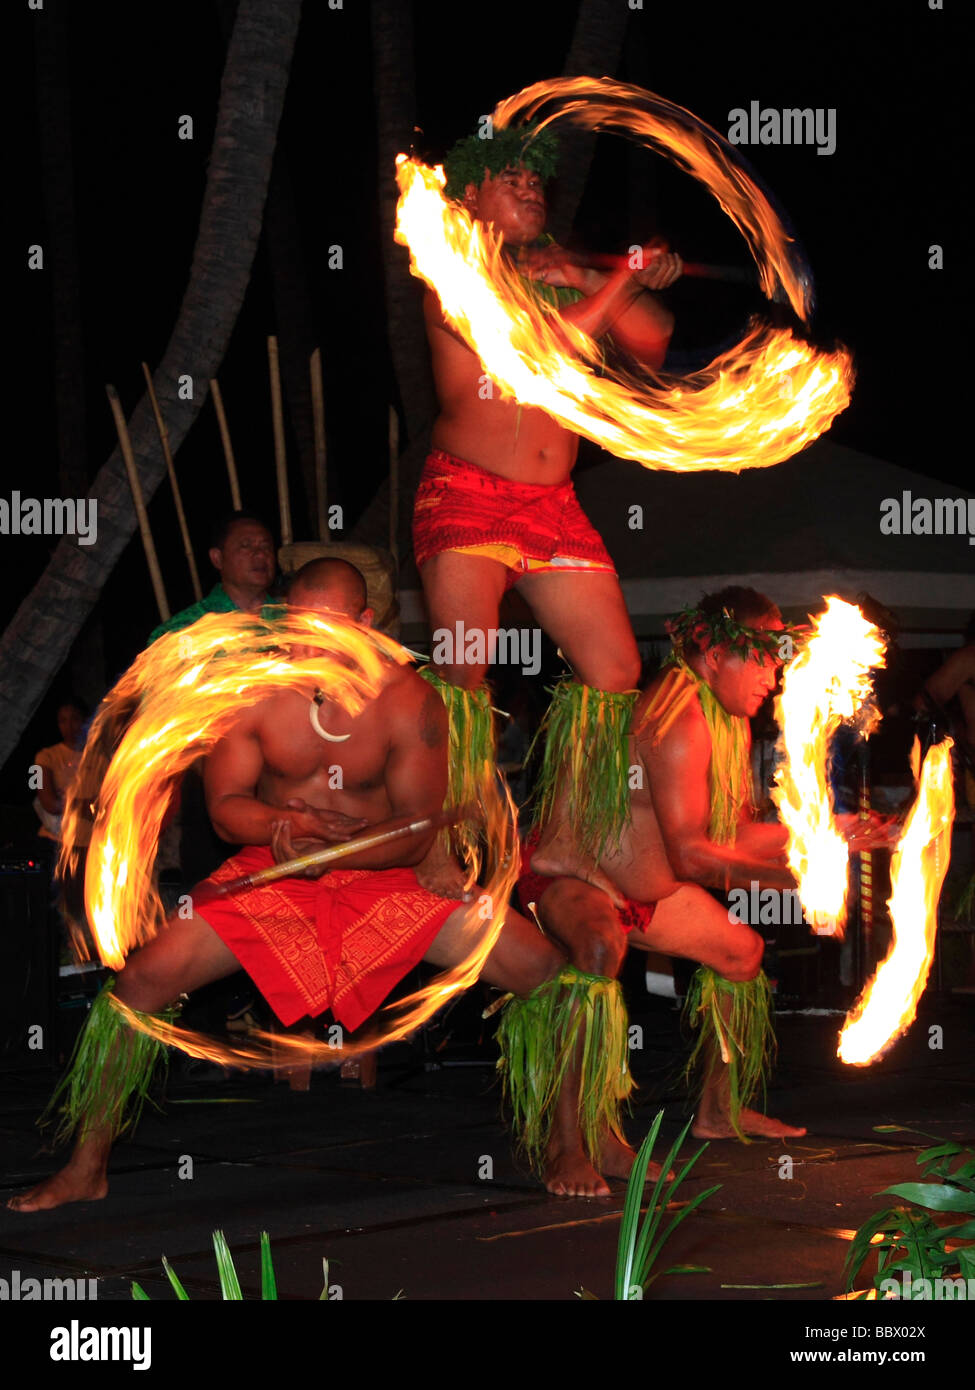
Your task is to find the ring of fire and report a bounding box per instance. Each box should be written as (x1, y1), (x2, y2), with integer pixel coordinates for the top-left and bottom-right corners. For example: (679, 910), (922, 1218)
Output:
(395, 76), (855, 473)
(63, 612), (517, 1070)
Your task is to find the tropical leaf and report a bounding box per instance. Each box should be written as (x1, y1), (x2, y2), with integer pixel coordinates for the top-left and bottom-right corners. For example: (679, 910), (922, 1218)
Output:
(877, 1183), (975, 1214)
(212, 1231), (243, 1300)
(613, 1110), (719, 1301)
(161, 1256), (190, 1300)
(260, 1231), (277, 1301)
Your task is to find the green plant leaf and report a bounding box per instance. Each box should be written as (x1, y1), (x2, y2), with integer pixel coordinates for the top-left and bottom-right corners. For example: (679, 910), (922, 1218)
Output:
(721, 1281), (824, 1290)
(877, 1183), (975, 1214)
(664, 1265), (710, 1274)
(131, 1281), (150, 1301)
(212, 1230), (243, 1300)
(957, 1248), (975, 1279)
(917, 1142), (963, 1165)
(260, 1231), (277, 1301)
(161, 1257), (190, 1301)
(631, 1120), (709, 1286)
(614, 1109), (664, 1300)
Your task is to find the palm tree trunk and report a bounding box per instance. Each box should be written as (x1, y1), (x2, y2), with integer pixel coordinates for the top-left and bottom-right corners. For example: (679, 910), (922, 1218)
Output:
(352, 0), (434, 554)
(34, 0), (107, 705)
(0, 0), (303, 770)
(548, 0), (632, 244)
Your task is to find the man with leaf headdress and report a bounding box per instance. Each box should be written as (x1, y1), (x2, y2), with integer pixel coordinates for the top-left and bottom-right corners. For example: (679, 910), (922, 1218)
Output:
(414, 119), (682, 903)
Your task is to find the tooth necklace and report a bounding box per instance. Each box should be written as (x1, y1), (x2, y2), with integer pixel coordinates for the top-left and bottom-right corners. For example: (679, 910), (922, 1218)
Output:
(309, 688), (351, 743)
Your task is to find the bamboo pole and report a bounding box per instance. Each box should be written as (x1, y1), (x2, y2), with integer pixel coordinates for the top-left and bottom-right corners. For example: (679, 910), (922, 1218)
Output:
(268, 335), (291, 546)
(209, 377), (242, 509)
(310, 347), (327, 541)
(141, 362), (202, 600)
(106, 384), (170, 623)
(199, 805), (468, 899)
(388, 403), (399, 567)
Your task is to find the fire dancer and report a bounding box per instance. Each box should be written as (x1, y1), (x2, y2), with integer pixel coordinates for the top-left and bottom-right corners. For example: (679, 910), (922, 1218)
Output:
(413, 123), (682, 897)
(517, 587), (876, 1154)
(9, 559), (634, 1209)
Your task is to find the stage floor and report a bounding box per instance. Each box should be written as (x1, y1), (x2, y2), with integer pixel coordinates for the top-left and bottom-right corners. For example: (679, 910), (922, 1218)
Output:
(2, 999), (973, 1302)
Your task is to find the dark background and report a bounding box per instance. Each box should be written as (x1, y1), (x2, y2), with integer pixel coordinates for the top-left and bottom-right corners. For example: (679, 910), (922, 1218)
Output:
(11, 0), (966, 794)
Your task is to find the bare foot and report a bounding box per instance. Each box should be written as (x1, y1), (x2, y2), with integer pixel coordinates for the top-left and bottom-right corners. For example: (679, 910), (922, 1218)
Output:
(415, 837), (470, 901)
(692, 1106), (807, 1140)
(531, 825), (625, 910)
(7, 1165), (109, 1212)
(544, 1146), (612, 1198)
(598, 1131), (673, 1184)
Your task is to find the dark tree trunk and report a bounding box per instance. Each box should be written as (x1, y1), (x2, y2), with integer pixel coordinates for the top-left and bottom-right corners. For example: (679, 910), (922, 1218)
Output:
(264, 160), (320, 538)
(34, 0), (107, 704)
(548, 0), (632, 244)
(0, 0), (303, 770)
(353, 0), (435, 554)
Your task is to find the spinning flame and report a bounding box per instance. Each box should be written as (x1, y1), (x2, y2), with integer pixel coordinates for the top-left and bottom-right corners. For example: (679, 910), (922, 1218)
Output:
(395, 76), (854, 472)
(60, 612), (518, 1067)
(838, 739), (954, 1066)
(772, 598), (887, 934)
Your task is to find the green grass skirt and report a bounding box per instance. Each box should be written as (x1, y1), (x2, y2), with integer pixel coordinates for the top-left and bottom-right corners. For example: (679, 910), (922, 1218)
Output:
(530, 681), (637, 861)
(41, 982), (173, 1146)
(496, 966), (633, 1172)
(418, 667), (497, 873)
(683, 967), (775, 1142)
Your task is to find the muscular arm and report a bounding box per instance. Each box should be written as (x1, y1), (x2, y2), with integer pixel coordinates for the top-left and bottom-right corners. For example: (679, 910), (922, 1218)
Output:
(426, 255), (675, 375)
(205, 706), (285, 845)
(559, 268), (675, 369)
(641, 707), (794, 892)
(318, 678), (449, 871)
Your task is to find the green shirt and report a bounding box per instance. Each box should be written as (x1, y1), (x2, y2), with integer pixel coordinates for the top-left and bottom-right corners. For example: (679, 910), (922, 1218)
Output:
(147, 583), (281, 645)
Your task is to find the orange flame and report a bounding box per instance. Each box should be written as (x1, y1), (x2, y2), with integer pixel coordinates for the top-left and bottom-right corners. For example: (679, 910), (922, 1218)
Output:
(838, 739), (954, 1066)
(395, 77), (853, 472)
(772, 598), (887, 934)
(59, 612), (518, 1066)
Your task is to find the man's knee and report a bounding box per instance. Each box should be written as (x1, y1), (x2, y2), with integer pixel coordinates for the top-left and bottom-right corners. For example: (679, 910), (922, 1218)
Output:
(115, 947), (181, 1013)
(539, 883), (627, 978)
(574, 928), (625, 978)
(428, 662), (487, 692)
(587, 651), (640, 694)
(720, 930), (764, 983)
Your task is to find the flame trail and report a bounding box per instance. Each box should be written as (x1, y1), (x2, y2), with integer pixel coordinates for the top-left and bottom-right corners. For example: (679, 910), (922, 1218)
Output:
(395, 76), (853, 472)
(838, 739), (954, 1065)
(772, 598), (886, 935)
(59, 611), (518, 1066)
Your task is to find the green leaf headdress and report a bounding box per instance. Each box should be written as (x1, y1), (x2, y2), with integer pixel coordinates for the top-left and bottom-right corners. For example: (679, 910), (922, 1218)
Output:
(665, 605), (803, 666)
(443, 121), (560, 202)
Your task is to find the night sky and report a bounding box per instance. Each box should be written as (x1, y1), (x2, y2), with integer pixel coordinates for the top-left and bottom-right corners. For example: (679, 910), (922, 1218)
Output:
(11, 0), (967, 792)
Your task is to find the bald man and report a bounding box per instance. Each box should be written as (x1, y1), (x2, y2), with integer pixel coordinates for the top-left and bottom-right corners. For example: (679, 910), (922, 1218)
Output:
(11, 559), (571, 1210)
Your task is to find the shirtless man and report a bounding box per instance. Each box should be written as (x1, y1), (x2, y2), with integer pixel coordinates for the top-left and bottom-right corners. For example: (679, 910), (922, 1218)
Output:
(519, 588), (816, 1173)
(11, 559), (634, 1211)
(413, 124), (682, 896)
